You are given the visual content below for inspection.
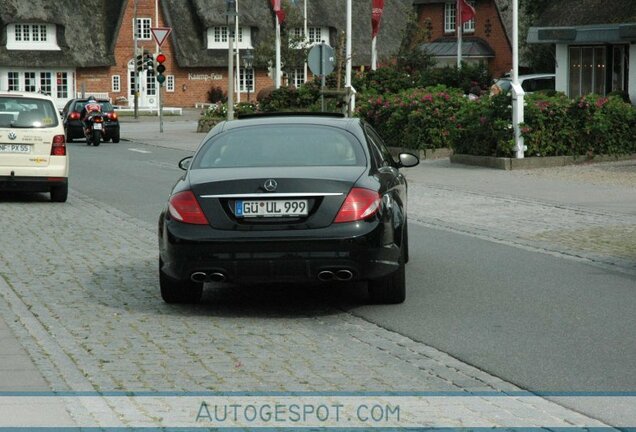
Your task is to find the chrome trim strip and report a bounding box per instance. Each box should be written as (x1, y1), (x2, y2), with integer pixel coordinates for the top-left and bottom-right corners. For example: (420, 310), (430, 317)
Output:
(200, 192), (344, 199)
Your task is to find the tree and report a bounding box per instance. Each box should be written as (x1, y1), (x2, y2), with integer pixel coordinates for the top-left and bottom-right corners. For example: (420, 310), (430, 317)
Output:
(519, 0), (555, 73)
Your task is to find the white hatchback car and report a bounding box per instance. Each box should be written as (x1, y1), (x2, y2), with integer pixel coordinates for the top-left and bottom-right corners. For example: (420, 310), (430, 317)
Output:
(0, 92), (69, 202)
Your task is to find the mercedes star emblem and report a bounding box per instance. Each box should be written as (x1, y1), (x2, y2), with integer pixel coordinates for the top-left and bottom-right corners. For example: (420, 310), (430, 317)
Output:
(264, 179), (278, 192)
(8, 132), (17, 140)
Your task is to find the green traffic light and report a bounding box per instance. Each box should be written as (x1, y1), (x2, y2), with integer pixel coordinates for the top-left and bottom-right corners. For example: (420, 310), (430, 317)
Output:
(156, 75), (166, 84)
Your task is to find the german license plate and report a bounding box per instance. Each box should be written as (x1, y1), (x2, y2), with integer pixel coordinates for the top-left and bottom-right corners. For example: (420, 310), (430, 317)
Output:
(93, 123), (103, 130)
(0, 144), (30, 153)
(236, 200), (308, 217)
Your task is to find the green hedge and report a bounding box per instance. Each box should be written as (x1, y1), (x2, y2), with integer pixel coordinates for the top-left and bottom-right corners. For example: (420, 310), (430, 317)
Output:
(357, 89), (636, 157)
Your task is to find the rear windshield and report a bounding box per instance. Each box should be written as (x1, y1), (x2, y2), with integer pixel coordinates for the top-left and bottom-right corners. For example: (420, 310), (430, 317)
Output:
(73, 101), (114, 112)
(193, 125), (366, 168)
(0, 96), (60, 128)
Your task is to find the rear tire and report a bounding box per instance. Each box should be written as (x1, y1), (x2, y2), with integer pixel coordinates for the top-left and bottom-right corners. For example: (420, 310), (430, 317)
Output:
(403, 220), (410, 264)
(368, 251), (406, 304)
(159, 260), (203, 304)
(111, 135), (120, 143)
(50, 184), (68, 203)
(93, 130), (101, 146)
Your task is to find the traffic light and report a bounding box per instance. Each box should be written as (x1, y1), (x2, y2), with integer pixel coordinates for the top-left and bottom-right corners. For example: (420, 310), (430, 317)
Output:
(156, 53), (166, 85)
(143, 51), (154, 72)
(136, 53), (143, 73)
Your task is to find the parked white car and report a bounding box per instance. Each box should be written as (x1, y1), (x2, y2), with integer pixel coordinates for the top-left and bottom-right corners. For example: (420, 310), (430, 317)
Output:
(0, 92), (69, 202)
(491, 74), (556, 95)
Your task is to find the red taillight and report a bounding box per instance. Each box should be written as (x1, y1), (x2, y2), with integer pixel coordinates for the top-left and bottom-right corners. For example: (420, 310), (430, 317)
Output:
(94, 116), (103, 123)
(69, 112), (80, 120)
(334, 188), (382, 223)
(108, 112), (118, 120)
(51, 135), (66, 156)
(168, 191), (209, 225)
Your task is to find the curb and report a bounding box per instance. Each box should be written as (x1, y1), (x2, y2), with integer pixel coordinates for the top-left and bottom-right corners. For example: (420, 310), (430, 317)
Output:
(450, 153), (636, 170)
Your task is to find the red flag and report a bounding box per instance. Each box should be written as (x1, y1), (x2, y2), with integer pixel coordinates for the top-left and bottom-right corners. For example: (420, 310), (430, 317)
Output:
(458, 0), (475, 24)
(271, 0), (286, 24)
(371, 0), (384, 38)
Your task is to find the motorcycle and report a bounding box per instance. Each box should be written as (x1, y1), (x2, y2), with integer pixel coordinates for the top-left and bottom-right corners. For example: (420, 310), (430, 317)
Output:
(84, 112), (104, 146)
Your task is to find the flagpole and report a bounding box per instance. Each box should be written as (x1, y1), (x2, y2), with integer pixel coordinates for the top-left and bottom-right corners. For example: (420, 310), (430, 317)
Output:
(275, 15), (281, 88)
(304, 0), (308, 83)
(457, 0), (462, 68)
(371, 36), (377, 70)
(235, 0), (241, 103)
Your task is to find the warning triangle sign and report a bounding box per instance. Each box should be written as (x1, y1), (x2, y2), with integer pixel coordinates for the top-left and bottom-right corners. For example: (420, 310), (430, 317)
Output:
(151, 27), (172, 47)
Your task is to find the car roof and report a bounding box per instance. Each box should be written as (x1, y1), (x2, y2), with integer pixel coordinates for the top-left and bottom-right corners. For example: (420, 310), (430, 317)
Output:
(0, 91), (56, 102)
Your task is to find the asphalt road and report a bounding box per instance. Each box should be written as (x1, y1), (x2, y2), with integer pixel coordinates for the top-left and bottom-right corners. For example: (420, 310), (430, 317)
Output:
(68, 139), (636, 423)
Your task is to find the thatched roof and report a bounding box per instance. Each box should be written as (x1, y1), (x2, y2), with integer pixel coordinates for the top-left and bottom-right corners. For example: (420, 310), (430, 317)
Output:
(161, 0), (414, 68)
(536, 0), (636, 27)
(0, 0), (125, 68)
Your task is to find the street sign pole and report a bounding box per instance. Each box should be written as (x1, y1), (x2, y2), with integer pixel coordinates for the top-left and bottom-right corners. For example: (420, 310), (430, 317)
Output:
(150, 27), (172, 133)
(308, 43), (335, 113)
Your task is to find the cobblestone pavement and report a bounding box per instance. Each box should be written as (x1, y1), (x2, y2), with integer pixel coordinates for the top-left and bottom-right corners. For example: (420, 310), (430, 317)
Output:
(0, 190), (611, 427)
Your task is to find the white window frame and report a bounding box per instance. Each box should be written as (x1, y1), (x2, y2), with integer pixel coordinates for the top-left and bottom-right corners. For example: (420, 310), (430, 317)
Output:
(112, 75), (121, 92)
(290, 68), (305, 88)
(6, 23), (60, 50)
(239, 68), (254, 93)
(289, 26), (329, 47)
(444, 2), (475, 34)
(207, 26), (252, 49)
(135, 18), (152, 40)
(166, 75), (175, 92)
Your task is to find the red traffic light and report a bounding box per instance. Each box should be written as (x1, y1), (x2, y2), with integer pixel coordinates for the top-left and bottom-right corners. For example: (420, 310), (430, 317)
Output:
(156, 54), (166, 64)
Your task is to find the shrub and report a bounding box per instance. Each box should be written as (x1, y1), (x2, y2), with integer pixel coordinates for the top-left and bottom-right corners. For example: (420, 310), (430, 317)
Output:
(207, 86), (227, 104)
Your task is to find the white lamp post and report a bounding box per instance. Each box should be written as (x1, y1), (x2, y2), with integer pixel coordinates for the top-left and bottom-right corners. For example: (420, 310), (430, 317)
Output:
(226, 0), (237, 120)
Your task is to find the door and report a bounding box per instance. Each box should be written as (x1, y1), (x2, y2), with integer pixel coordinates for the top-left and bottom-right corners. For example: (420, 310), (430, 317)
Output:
(127, 60), (158, 109)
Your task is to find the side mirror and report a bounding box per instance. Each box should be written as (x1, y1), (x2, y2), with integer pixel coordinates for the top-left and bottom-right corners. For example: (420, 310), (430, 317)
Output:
(398, 152), (419, 168)
(178, 156), (193, 171)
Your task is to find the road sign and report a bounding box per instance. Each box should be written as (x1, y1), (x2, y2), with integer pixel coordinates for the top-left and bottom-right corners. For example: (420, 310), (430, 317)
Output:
(307, 43), (335, 77)
(150, 27), (172, 47)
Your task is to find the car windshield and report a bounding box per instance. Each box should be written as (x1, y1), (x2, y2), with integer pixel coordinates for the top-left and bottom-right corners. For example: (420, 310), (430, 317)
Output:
(0, 96), (59, 128)
(193, 124), (366, 168)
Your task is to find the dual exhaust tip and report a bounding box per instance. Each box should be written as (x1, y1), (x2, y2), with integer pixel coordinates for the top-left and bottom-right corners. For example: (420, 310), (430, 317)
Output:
(190, 271), (226, 283)
(317, 269), (354, 282)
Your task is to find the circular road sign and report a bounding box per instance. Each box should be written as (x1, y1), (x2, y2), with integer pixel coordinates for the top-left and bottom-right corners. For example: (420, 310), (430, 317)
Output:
(307, 43), (336, 77)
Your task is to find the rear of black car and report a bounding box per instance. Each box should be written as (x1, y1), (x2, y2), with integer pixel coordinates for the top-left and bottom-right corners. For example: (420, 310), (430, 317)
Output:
(63, 99), (120, 142)
(158, 116), (412, 304)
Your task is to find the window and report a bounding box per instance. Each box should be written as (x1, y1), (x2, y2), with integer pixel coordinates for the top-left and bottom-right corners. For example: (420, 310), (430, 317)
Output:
(40, 72), (52, 95)
(112, 75), (121, 92)
(8, 72), (20, 91)
(135, 18), (152, 40)
(24, 72), (36, 92)
(444, 1), (475, 34)
(166, 75), (175, 92)
(129, 71), (137, 96)
(207, 26), (252, 49)
(239, 68), (254, 93)
(612, 45), (628, 92)
(146, 70), (156, 96)
(289, 27), (329, 46)
(7, 23), (58, 50)
(56, 72), (68, 98)
(569, 46), (606, 97)
(289, 68), (305, 88)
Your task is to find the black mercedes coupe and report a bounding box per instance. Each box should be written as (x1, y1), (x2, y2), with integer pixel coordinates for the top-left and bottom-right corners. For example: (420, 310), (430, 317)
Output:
(158, 113), (419, 304)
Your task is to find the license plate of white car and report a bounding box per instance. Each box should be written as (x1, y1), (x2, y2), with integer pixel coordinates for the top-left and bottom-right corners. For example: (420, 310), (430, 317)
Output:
(236, 200), (308, 217)
(93, 123), (103, 130)
(0, 144), (30, 153)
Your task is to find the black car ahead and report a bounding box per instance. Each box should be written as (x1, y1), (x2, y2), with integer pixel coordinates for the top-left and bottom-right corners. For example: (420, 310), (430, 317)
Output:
(61, 98), (120, 143)
(158, 113), (419, 304)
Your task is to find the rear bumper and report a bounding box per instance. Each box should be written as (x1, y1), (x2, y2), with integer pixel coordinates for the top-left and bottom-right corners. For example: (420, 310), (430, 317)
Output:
(159, 215), (401, 284)
(0, 175), (67, 192)
(67, 122), (119, 139)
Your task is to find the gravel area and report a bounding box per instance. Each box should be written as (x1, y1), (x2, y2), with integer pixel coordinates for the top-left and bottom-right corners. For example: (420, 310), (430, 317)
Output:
(518, 159), (636, 188)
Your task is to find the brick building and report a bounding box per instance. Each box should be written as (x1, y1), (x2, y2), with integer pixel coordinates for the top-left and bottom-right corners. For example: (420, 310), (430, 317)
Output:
(0, 0), (413, 109)
(414, 0), (513, 78)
